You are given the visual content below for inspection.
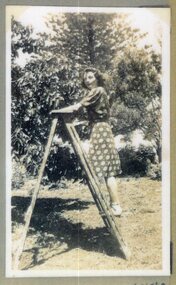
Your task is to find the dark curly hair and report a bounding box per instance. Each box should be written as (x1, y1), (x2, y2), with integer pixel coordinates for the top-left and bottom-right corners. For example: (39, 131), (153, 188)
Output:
(82, 67), (106, 89)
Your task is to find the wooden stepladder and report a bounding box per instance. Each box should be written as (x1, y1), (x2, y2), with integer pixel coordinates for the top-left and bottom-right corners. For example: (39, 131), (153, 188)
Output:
(13, 109), (130, 270)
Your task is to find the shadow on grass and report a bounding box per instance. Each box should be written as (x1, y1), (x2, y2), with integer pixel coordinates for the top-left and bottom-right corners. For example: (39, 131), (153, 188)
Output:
(12, 196), (124, 269)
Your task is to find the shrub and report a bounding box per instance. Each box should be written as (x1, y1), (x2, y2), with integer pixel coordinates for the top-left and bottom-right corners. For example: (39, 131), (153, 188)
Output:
(119, 144), (158, 176)
(146, 162), (161, 180)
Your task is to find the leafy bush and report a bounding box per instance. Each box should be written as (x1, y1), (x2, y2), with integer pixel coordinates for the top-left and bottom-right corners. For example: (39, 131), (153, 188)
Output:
(146, 162), (161, 180)
(44, 139), (81, 182)
(119, 144), (159, 177)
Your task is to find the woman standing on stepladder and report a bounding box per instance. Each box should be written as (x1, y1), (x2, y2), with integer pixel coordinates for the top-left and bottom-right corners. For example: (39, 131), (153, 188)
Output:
(54, 67), (122, 216)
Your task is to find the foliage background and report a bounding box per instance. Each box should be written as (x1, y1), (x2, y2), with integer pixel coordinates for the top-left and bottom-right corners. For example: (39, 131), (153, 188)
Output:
(11, 11), (162, 184)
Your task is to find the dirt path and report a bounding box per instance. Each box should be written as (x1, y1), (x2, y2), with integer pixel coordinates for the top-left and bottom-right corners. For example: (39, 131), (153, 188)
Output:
(11, 177), (162, 271)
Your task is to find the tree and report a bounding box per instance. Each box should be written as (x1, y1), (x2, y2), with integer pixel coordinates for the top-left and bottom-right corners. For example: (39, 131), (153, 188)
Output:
(111, 47), (162, 161)
(11, 17), (37, 154)
(42, 12), (145, 72)
(11, 17), (82, 179)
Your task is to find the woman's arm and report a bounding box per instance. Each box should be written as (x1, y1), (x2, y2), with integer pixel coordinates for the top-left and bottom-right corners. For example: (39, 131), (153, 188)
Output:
(50, 103), (82, 115)
(50, 87), (105, 115)
(80, 87), (105, 107)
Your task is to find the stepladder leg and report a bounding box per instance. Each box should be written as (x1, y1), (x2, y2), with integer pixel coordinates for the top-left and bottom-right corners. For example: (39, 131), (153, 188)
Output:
(64, 120), (130, 260)
(13, 118), (58, 270)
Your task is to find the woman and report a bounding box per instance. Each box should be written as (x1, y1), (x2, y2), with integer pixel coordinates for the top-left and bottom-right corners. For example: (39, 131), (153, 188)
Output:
(54, 68), (122, 216)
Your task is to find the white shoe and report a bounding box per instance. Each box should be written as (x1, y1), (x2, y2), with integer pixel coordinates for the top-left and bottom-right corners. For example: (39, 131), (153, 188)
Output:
(111, 204), (122, 216)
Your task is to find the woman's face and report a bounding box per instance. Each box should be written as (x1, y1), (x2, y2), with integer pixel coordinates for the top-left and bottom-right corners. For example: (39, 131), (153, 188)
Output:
(84, 71), (98, 90)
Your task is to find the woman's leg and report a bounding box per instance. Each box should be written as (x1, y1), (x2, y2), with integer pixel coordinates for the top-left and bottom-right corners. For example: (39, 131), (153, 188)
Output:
(106, 176), (120, 204)
(106, 176), (122, 215)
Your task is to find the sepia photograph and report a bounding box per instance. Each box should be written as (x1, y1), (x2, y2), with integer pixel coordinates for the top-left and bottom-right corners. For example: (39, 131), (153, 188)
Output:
(6, 6), (170, 277)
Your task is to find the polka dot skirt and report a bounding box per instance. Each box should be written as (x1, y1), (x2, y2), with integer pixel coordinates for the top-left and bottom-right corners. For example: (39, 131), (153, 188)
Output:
(88, 122), (121, 179)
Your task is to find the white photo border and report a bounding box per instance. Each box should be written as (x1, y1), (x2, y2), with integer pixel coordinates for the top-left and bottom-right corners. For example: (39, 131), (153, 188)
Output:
(6, 5), (171, 278)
